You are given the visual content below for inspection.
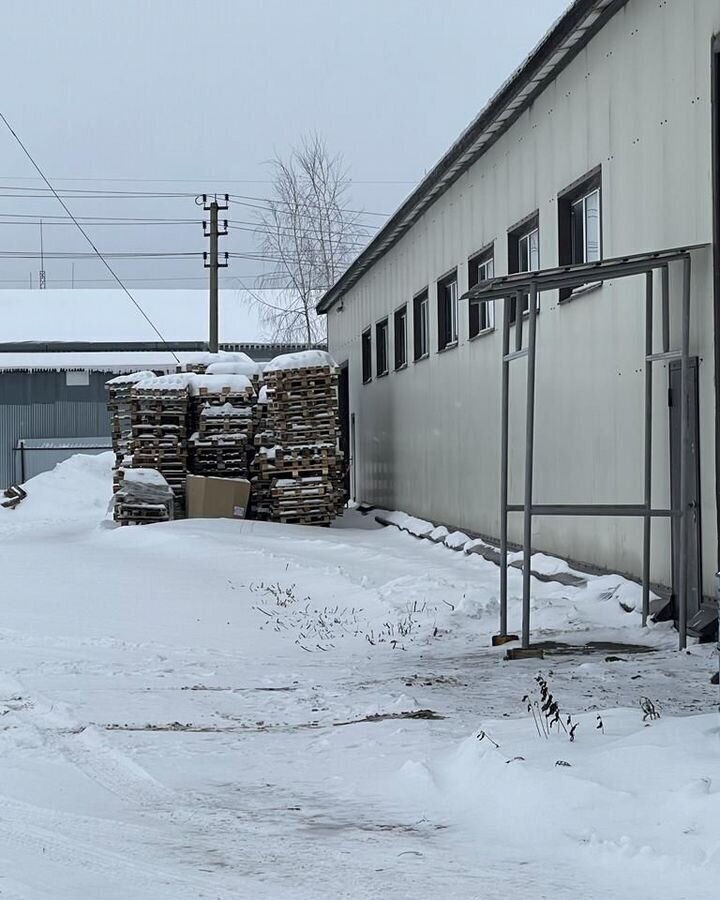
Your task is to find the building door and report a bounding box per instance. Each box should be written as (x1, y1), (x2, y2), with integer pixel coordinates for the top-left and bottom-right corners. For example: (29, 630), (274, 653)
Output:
(668, 358), (702, 621)
(337, 364), (351, 503)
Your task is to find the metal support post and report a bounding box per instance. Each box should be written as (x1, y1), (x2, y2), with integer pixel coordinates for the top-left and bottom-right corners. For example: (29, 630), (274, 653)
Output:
(642, 271), (654, 626)
(499, 294), (511, 636)
(202, 194), (229, 354)
(678, 257), (691, 649)
(661, 265), (670, 354)
(521, 284), (539, 649)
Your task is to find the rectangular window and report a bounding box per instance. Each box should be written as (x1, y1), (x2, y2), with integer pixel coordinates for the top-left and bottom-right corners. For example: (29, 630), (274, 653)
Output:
(413, 290), (429, 361)
(375, 318), (389, 377)
(558, 168), (602, 300)
(394, 304), (407, 370)
(437, 271), (458, 350)
(361, 328), (372, 383)
(65, 370), (90, 386)
(508, 213), (540, 324)
(468, 248), (495, 338)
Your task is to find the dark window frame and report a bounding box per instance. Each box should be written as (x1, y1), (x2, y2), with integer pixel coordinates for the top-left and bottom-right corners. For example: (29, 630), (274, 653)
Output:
(436, 268), (459, 351)
(468, 243), (495, 339)
(507, 211), (540, 324)
(393, 303), (408, 371)
(375, 317), (389, 378)
(558, 166), (603, 301)
(413, 288), (429, 362)
(361, 327), (372, 384)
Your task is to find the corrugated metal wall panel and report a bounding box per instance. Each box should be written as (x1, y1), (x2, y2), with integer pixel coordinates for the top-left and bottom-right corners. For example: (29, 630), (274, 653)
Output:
(0, 371), (112, 487)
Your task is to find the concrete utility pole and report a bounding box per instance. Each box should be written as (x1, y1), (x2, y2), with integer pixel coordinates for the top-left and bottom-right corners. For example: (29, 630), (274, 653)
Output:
(202, 194), (229, 353)
(39, 220), (46, 289)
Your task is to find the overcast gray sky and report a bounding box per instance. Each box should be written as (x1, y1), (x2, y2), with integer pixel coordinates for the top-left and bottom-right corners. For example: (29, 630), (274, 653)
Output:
(0, 0), (569, 290)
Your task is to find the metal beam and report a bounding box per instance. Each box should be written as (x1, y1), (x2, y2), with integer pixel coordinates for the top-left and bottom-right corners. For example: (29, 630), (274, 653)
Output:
(507, 504), (677, 517)
(521, 284), (539, 649)
(462, 246), (708, 302)
(642, 271), (653, 627)
(499, 295), (511, 637)
(504, 348), (529, 362)
(678, 257), (691, 649)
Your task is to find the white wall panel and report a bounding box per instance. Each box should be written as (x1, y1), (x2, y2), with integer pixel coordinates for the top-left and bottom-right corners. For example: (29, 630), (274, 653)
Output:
(327, 0), (720, 594)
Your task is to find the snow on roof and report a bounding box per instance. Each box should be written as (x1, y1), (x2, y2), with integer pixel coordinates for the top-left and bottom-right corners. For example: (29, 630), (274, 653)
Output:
(0, 289), (269, 344)
(265, 349), (336, 372)
(0, 352), (181, 373)
(0, 350), (265, 374)
(0, 352), (182, 373)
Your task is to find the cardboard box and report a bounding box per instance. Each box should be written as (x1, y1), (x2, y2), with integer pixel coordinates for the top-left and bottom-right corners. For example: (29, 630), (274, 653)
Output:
(186, 475), (251, 520)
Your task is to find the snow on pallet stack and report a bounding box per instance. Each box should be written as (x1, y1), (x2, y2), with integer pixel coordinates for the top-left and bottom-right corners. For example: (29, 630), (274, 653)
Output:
(112, 467), (175, 526)
(105, 371), (155, 484)
(254, 350), (344, 526)
(128, 373), (194, 518)
(188, 371), (257, 479)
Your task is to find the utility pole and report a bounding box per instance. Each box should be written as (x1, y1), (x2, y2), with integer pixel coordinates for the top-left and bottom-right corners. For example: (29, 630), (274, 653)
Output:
(202, 194), (229, 353)
(39, 219), (46, 289)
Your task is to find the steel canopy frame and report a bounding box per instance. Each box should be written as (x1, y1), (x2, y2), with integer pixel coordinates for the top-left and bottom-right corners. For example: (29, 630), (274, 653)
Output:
(461, 244), (710, 651)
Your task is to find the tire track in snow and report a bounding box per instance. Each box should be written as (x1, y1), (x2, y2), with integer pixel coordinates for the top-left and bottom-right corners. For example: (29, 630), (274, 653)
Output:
(0, 792), (238, 899)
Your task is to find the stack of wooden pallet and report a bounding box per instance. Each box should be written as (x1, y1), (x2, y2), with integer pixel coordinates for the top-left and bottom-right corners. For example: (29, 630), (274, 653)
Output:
(257, 351), (344, 526)
(249, 385), (272, 518)
(129, 374), (193, 516)
(106, 371), (155, 470)
(188, 374), (256, 479)
(112, 467), (175, 526)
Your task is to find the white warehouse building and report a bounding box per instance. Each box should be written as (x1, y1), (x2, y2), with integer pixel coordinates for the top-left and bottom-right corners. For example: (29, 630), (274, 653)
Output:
(319, 0), (720, 643)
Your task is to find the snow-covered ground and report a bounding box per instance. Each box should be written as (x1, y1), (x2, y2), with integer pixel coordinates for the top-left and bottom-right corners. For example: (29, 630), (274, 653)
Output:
(0, 453), (718, 899)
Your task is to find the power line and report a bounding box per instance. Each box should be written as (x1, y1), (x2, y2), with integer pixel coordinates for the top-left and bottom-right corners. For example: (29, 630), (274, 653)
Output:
(0, 112), (180, 362)
(0, 175), (419, 186)
(0, 276), (289, 286)
(0, 251), (202, 259)
(0, 184), (391, 218)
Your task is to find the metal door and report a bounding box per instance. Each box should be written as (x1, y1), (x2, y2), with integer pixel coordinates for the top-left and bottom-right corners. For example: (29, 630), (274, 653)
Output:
(337, 364), (351, 503)
(669, 358), (702, 620)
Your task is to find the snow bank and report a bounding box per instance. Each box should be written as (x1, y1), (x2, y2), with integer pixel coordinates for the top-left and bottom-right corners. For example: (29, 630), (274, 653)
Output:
(2, 452), (113, 524)
(419, 709), (720, 898)
(265, 349), (337, 372)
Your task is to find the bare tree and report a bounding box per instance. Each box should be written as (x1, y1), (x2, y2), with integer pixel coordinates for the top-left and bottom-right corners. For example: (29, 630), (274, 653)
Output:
(251, 134), (368, 345)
